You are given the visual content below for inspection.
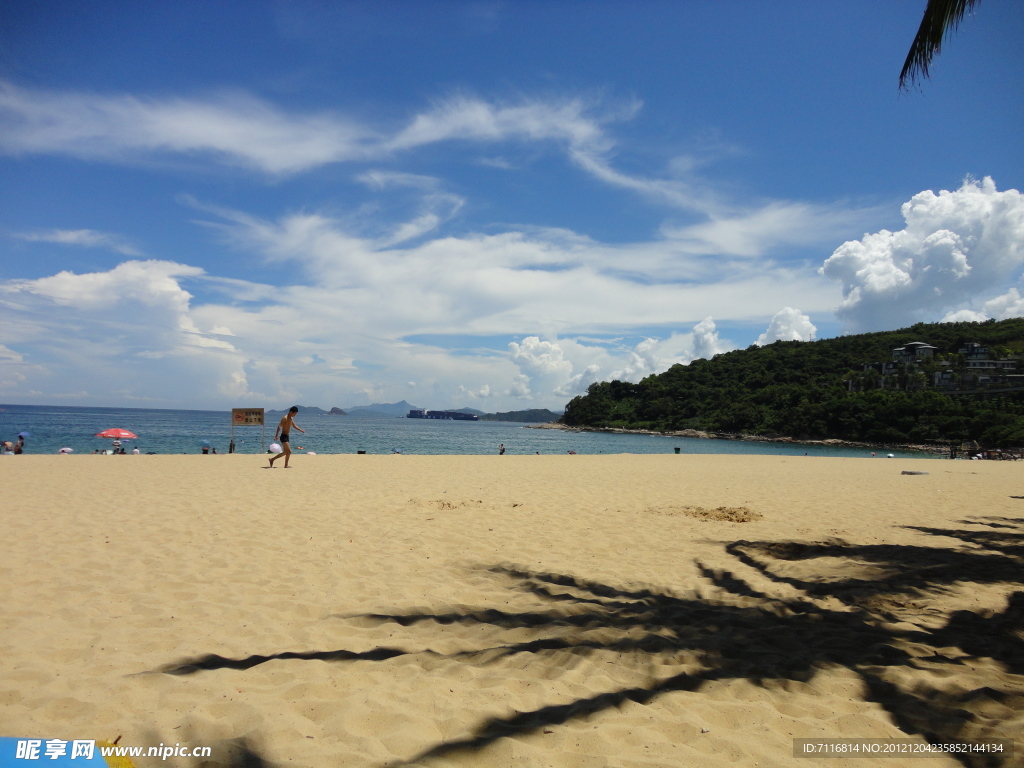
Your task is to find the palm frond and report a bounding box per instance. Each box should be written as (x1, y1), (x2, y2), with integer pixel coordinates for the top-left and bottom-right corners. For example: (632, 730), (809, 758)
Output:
(900, 0), (980, 90)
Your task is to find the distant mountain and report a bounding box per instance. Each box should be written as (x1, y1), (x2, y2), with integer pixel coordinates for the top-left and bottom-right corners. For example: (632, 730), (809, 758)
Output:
(480, 408), (562, 423)
(329, 407), (347, 415)
(266, 405), (329, 415)
(449, 407), (486, 416)
(343, 400), (420, 417)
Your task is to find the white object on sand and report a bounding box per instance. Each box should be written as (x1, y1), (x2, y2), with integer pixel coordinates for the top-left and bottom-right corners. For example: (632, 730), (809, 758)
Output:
(269, 443), (282, 453)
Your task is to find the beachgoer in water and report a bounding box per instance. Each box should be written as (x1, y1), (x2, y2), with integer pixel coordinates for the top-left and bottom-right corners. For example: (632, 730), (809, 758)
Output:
(498, 443), (505, 455)
(201, 445), (209, 455)
(132, 446), (140, 455)
(268, 406), (305, 468)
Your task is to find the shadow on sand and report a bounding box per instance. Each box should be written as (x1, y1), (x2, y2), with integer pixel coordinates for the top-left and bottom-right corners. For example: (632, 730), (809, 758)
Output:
(157, 516), (1024, 768)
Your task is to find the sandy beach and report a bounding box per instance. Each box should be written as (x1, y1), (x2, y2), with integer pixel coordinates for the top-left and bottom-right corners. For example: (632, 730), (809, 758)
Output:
(1, 454), (1022, 767)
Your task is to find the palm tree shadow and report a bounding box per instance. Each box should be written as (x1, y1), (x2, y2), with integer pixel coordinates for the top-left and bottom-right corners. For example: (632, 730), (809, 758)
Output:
(154, 516), (1024, 768)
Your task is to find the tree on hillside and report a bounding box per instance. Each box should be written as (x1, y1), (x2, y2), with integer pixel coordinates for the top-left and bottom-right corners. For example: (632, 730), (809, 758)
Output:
(900, 0), (980, 90)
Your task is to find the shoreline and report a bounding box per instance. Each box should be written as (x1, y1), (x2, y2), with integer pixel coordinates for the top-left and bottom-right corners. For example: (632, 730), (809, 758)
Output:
(525, 421), (950, 455)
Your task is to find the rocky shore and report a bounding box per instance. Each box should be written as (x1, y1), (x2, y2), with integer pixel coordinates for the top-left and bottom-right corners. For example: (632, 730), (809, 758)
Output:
(525, 421), (949, 455)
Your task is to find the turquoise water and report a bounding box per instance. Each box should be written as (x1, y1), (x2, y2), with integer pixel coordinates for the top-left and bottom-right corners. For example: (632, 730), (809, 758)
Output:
(0, 404), (933, 458)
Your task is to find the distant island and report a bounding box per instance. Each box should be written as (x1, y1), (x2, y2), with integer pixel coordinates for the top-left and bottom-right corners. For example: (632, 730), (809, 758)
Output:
(267, 402), (562, 424)
(562, 318), (1024, 449)
(266, 405), (334, 415)
(479, 408), (562, 423)
(344, 400), (421, 418)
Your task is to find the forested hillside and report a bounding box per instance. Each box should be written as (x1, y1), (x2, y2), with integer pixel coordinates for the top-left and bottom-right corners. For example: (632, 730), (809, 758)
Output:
(561, 319), (1024, 447)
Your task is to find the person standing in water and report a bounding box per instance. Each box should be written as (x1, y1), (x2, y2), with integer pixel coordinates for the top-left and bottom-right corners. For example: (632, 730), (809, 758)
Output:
(268, 406), (305, 468)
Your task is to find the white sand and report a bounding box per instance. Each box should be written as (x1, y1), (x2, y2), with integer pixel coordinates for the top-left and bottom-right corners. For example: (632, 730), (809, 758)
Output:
(1, 454), (1022, 767)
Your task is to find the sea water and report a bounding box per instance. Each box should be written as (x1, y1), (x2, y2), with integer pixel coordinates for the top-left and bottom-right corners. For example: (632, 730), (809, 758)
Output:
(0, 404), (934, 458)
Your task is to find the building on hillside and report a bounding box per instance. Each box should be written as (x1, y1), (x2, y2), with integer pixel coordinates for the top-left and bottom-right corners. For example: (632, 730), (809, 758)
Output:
(892, 341), (937, 364)
(853, 341), (1020, 392)
(954, 342), (1020, 388)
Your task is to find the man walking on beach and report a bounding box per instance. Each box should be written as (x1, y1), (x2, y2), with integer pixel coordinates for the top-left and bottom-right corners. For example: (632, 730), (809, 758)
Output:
(268, 406), (305, 468)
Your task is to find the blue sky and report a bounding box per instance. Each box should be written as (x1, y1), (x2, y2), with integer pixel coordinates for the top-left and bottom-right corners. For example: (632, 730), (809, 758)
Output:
(1, 1), (1022, 411)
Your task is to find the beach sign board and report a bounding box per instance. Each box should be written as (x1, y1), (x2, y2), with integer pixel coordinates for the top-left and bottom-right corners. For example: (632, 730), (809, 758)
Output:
(232, 408), (264, 425)
(230, 408), (266, 453)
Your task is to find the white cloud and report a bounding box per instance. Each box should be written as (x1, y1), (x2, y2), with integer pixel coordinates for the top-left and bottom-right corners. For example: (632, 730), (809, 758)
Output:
(457, 383), (493, 400)
(756, 307), (817, 346)
(5, 186), (841, 408)
(0, 344), (23, 362)
(555, 364), (601, 396)
(0, 188), (843, 409)
(387, 95), (615, 153)
(981, 287), (1024, 320)
(14, 228), (143, 256)
(609, 338), (661, 381)
(821, 177), (1024, 332)
(0, 83), (624, 178)
(941, 309), (989, 323)
(0, 260), (274, 404)
(691, 316), (729, 360)
(943, 288), (1024, 323)
(0, 82), (375, 174)
(663, 202), (875, 258)
(0, 82), (875, 256)
(507, 336), (573, 400)
(508, 336), (573, 377)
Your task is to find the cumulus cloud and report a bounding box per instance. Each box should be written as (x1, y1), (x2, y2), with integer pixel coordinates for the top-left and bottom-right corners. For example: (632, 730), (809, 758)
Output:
(756, 307), (817, 346)
(508, 336), (573, 377)
(609, 337), (660, 381)
(0, 260), (275, 403)
(507, 336), (573, 400)
(981, 287), (1024, 320)
(555, 364), (601, 396)
(941, 309), (989, 323)
(691, 316), (729, 360)
(941, 287), (1024, 324)
(14, 228), (143, 256)
(821, 177), (1024, 332)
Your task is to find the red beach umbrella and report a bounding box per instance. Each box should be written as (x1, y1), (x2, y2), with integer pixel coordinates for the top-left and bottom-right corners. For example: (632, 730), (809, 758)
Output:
(95, 428), (137, 440)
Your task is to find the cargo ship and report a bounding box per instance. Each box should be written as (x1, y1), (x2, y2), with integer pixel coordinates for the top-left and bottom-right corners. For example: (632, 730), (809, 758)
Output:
(407, 409), (479, 421)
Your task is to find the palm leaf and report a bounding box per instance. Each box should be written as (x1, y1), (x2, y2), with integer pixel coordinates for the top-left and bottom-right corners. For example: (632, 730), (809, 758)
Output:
(900, 0), (979, 90)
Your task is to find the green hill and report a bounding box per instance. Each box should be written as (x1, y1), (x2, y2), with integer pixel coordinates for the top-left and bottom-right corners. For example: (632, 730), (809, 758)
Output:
(561, 319), (1024, 447)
